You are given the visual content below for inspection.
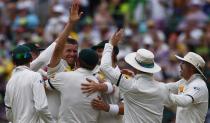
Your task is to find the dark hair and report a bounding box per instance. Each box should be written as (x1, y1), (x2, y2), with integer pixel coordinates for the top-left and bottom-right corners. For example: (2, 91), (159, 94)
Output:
(78, 49), (98, 70)
(79, 58), (96, 70)
(66, 38), (78, 45)
(91, 40), (119, 55)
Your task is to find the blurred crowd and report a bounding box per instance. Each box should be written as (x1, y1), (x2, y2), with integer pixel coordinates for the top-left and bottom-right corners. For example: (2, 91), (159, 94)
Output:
(0, 0), (210, 122)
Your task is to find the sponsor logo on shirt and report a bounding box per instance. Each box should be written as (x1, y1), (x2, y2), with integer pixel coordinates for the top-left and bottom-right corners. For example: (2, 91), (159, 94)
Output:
(179, 84), (185, 93)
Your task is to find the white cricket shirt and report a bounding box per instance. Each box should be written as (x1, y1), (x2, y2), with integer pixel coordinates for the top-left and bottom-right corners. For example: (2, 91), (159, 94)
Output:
(100, 43), (170, 123)
(49, 68), (100, 123)
(4, 66), (54, 123)
(169, 74), (208, 123)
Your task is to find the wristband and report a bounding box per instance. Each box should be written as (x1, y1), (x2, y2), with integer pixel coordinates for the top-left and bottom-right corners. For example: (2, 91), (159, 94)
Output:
(104, 82), (114, 94)
(109, 104), (119, 114)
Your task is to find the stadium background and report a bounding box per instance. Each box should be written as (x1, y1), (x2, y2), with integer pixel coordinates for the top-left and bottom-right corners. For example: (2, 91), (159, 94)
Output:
(0, 0), (210, 122)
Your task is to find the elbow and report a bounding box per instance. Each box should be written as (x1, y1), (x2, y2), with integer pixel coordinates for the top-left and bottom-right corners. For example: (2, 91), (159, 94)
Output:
(177, 103), (190, 107)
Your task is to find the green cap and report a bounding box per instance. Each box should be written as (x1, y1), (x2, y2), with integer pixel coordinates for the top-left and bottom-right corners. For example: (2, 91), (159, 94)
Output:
(91, 40), (119, 55)
(23, 43), (44, 52)
(79, 49), (98, 66)
(12, 45), (32, 65)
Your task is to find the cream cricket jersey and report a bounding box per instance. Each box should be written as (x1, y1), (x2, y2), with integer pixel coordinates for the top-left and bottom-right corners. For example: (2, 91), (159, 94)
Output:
(4, 66), (54, 123)
(93, 65), (123, 123)
(48, 68), (100, 123)
(168, 74), (208, 123)
(100, 43), (170, 123)
(45, 59), (70, 120)
(27, 42), (62, 121)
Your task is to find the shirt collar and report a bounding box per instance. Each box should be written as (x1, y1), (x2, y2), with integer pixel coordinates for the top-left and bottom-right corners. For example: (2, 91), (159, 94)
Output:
(186, 74), (202, 84)
(135, 73), (153, 80)
(76, 68), (94, 74)
(13, 65), (31, 73)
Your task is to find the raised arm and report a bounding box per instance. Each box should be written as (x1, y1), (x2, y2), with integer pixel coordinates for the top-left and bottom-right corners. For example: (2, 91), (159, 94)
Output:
(100, 29), (124, 84)
(100, 30), (135, 92)
(48, 0), (83, 68)
(30, 42), (56, 71)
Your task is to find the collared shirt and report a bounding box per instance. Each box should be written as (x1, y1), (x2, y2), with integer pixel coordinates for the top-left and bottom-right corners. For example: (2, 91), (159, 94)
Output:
(169, 74), (209, 123)
(100, 43), (170, 123)
(46, 59), (70, 120)
(93, 65), (123, 123)
(27, 42), (59, 120)
(4, 66), (54, 123)
(49, 68), (100, 123)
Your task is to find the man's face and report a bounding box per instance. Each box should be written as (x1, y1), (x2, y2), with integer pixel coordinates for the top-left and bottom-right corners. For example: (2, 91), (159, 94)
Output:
(180, 61), (192, 79)
(62, 44), (78, 66)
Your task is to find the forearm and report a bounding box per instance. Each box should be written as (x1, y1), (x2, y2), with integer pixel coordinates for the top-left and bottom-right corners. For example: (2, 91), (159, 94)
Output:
(169, 93), (193, 107)
(100, 43), (121, 84)
(49, 21), (75, 68)
(30, 42), (56, 71)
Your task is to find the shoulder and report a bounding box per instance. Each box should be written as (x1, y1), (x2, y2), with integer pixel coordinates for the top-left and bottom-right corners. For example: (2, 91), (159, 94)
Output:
(189, 78), (208, 93)
(190, 78), (207, 87)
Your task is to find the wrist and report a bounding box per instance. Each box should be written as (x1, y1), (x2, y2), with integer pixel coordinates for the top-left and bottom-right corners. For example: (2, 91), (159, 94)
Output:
(104, 103), (110, 112)
(109, 104), (119, 114)
(104, 82), (114, 94)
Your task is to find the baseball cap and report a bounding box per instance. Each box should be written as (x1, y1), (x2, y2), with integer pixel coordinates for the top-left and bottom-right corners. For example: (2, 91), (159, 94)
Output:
(12, 45), (32, 65)
(79, 49), (99, 66)
(23, 43), (44, 52)
(91, 40), (119, 55)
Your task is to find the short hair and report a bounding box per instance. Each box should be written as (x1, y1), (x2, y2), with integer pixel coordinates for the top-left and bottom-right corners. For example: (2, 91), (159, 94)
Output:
(78, 49), (98, 70)
(79, 58), (96, 70)
(66, 38), (78, 45)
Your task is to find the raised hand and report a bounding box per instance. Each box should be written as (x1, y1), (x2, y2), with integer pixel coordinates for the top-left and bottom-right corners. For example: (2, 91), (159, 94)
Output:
(110, 29), (124, 46)
(69, 0), (83, 22)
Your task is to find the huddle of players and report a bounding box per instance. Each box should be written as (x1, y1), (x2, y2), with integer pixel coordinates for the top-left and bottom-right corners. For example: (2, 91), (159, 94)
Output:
(4, 0), (208, 123)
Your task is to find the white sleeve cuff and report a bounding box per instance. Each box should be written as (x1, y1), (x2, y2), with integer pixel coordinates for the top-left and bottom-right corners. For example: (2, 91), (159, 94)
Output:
(104, 82), (114, 94)
(109, 104), (119, 114)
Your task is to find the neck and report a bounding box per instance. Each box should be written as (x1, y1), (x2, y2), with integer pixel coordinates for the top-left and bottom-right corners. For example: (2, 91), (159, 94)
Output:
(16, 64), (30, 68)
(184, 73), (194, 81)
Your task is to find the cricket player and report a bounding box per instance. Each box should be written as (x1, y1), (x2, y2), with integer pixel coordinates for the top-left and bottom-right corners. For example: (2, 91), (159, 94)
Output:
(48, 48), (100, 123)
(81, 40), (123, 123)
(44, 0), (82, 120)
(167, 52), (208, 123)
(100, 29), (171, 123)
(4, 45), (54, 123)
(21, 0), (82, 121)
